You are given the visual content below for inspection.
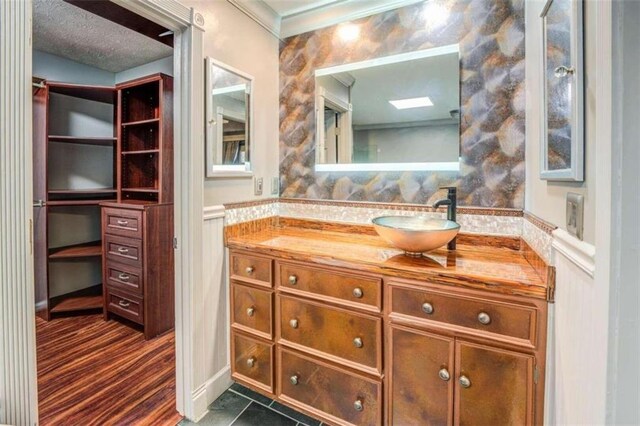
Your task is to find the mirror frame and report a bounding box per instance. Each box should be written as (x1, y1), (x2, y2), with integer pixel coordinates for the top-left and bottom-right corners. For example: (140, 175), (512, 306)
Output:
(540, 0), (585, 181)
(205, 57), (254, 178)
(313, 43), (461, 172)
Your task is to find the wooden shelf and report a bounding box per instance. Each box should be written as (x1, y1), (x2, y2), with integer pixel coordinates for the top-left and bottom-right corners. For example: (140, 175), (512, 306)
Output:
(48, 189), (118, 202)
(49, 241), (102, 259)
(121, 118), (159, 127)
(121, 149), (159, 155)
(49, 135), (117, 146)
(48, 82), (115, 104)
(121, 187), (159, 193)
(49, 285), (103, 314)
(47, 199), (116, 206)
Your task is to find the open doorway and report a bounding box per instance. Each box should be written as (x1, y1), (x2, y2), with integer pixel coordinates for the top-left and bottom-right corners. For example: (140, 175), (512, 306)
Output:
(31, 1), (179, 423)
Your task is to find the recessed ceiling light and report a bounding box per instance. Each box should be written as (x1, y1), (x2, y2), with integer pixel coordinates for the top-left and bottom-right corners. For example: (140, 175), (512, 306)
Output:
(337, 23), (360, 41)
(389, 96), (434, 109)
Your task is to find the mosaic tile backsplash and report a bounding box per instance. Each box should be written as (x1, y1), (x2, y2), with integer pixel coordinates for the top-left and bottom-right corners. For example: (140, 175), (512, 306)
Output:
(279, 0), (526, 208)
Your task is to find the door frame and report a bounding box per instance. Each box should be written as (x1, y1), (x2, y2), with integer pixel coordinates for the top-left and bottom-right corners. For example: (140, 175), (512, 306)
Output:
(0, 0), (205, 423)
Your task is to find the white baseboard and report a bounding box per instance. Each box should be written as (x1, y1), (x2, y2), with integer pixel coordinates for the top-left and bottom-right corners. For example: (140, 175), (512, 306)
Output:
(191, 366), (232, 422)
(35, 300), (46, 312)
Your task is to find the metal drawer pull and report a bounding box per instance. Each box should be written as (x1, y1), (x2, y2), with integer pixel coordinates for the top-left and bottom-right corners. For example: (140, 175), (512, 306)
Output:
(289, 319), (299, 329)
(116, 220), (129, 226)
(352, 287), (363, 298)
(117, 247), (129, 254)
(290, 375), (299, 385)
(245, 266), (254, 274)
(288, 275), (298, 285)
(246, 357), (256, 368)
(246, 307), (255, 317)
(353, 337), (363, 348)
(459, 375), (471, 388)
(353, 399), (364, 412)
(438, 368), (450, 381)
(118, 300), (130, 308)
(477, 312), (491, 325)
(422, 302), (434, 314)
(118, 273), (130, 281)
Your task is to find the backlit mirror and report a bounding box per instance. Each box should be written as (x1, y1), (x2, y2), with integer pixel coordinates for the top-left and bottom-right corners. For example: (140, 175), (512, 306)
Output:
(205, 57), (253, 177)
(315, 44), (460, 172)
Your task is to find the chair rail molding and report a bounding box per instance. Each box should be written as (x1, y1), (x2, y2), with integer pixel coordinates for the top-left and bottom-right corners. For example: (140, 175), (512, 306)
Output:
(551, 228), (596, 277)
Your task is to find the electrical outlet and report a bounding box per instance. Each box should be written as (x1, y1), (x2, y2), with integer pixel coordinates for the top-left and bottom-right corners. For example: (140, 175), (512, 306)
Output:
(254, 177), (263, 196)
(566, 192), (584, 240)
(271, 177), (279, 195)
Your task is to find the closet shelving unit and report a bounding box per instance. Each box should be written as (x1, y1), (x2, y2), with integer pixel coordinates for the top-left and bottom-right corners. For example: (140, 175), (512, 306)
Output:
(34, 81), (117, 319)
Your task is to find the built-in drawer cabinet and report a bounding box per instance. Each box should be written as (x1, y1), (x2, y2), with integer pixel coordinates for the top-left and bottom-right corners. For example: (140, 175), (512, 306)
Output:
(232, 282), (273, 340)
(278, 347), (382, 426)
(230, 252), (272, 288)
(106, 289), (143, 325)
(278, 294), (382, 375)
(104, 234), (143, 268)
(104, 261), (143, 296)
(232, 331), (274, 395)
(102, 207), (143, 239)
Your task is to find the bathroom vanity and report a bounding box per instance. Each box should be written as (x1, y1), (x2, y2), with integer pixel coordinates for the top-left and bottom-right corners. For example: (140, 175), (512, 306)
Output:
(226, 219), (552, 426)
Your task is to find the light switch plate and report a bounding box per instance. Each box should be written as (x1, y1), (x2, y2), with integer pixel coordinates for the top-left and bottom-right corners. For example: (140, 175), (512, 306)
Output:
(271, 177), (279, 196)
(566, 192), (584, 240)
(254, 177), (263, 196)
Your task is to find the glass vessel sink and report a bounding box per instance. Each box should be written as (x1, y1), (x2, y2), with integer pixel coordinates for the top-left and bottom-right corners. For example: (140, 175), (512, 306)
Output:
(372, 216), (460, 256)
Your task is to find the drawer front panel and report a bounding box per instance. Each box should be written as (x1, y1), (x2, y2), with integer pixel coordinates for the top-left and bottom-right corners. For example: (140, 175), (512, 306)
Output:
(107, 290), (143, 324)
(278, 347), (382, 426)
(105, 235), (143, 268)
(278, 262), (381, 312)
(278, 295), (381, 374)
(105, 261), (143, 295)
(230, 252), (272, 287)
(103, 207), (143, 239)
(232, 283), (273, 339)
(390, 284), (536, 344)
(232, 332), (274, 394)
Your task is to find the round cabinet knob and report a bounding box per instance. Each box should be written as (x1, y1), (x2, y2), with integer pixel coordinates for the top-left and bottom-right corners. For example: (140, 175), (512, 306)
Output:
(477, 312), (491, 325)
(245, 266), (254, 274)
(459, 375), (471, 388)
(289, 319), (299, 329)
(438, 368), (450, 381)
(246, 306), (255, 317)
(288, 275), (298, 285)
(246, 357), (256, 368)
(353, 399), (364, 412)
(422, 302), (434, 315)
(352, 287), (363, 299)
(353, 337), (363, 348)
(290, 375), (299, 385)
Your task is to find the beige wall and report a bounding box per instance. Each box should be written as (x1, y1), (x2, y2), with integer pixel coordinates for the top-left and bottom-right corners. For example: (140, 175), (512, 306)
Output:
(525, 0), (596, 243)
(181, 0), (280, 206)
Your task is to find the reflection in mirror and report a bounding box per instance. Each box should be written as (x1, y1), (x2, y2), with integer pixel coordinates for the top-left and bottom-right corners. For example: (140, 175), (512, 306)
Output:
(315, 45), (460, 172)
(205, 57), (253, 177)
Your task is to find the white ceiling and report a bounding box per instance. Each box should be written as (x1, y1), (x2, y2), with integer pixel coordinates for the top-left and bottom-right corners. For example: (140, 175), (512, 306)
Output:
(263, 0), (343, 18)
(33, 0), (173, 73)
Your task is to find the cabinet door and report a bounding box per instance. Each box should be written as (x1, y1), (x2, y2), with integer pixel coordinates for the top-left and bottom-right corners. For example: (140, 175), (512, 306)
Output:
(389, 324), (454, 426)
(455, 341), (534, 426)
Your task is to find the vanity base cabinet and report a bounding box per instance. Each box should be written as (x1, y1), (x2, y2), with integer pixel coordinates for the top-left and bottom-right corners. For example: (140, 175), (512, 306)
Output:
(101, 203), (174, 339)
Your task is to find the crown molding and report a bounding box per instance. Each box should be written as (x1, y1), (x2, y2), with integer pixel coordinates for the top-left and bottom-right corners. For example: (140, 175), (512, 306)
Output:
(227, 0), (281, 38)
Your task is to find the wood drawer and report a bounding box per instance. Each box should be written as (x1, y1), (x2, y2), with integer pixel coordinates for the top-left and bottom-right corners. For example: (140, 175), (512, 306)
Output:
(278, 294), (382, 375)
(232, 282), (273, 340)
(103, 207), (143, 239)
(389, 282), (537, 346)
(105, 235), (143, 268)
(105, 261), (143, 296)
(230, 252), (272, 288)
(232, 331), (274, 394)
(107, 289), (143, 325)
(278, 347), (382, 426)
(277, 262), (382, 312)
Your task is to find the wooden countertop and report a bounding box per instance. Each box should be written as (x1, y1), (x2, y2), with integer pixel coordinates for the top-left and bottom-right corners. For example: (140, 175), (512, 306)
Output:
(226, 223), (552, 301)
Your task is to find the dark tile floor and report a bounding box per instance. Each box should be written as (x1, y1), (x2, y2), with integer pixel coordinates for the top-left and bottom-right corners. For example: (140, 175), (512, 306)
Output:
(179, 383), (322, 426)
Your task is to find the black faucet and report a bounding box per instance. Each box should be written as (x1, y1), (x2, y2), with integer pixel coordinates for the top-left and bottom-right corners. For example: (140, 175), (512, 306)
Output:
(433, 187), (457, 250)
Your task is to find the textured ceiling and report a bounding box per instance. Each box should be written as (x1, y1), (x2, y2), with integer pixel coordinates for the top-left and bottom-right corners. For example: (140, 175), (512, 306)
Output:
(33, 0), (173, 73)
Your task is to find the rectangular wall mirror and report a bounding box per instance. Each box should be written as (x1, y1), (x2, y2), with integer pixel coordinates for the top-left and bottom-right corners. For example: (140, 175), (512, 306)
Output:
(205, 57), (253, 177)
(314, 44), (460, 172)
(540, 0), (584, 181)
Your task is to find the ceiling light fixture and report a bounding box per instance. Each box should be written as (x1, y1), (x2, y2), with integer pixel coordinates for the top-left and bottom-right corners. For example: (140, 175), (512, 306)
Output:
(337, 23), (360, 41)
(389, 96), (433, 109)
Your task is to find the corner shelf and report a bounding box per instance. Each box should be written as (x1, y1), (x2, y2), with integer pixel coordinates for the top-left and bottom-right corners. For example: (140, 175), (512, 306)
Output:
(47, 199), (116, 206)
(49, 285), (103, 314)
(49, 135), (117, 146)
(48, 241), (102, 259)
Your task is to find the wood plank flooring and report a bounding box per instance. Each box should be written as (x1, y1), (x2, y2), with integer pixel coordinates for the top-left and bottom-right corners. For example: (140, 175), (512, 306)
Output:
(36, 314), (182, 425)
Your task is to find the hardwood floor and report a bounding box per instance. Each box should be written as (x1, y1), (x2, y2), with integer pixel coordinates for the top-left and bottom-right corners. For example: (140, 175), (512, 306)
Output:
(36, 314), (182, 425)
